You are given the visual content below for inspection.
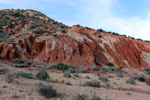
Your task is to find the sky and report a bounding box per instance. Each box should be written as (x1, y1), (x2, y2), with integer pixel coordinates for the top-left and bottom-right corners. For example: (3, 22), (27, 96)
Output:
(0, 0), (150, 40)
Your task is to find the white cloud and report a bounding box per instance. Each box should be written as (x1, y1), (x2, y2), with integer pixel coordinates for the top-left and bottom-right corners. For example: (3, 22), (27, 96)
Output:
(75, 0), (150, 40)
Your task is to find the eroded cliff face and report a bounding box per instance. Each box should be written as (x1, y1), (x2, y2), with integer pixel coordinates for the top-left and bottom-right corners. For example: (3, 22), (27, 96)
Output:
(1, 25), (150, 69)
(1, 9), (150, 69)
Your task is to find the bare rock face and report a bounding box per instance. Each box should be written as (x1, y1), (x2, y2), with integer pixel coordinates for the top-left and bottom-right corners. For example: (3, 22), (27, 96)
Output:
(0, 9), (150, 69)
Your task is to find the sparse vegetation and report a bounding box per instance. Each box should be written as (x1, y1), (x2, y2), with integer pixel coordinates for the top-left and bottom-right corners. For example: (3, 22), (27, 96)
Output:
(98, 34), (103, 38)
(144, 68), (150, 75)
(74, 74), (81, 78)
(107, 75), (113, 78)
(101, 66), (123, 73)
(106, 62), (114, 67)
(83, 81), (100, 88)
(36, 70), (49, 80)
(53, 63), (73, 71)
(63, 71), (71, 78)
(13, 59), (31, 68)
(90, 94), (102, 100)
(98, 76), (109, 82)
(138, 76), (146, 82)
(0, 68), (8, 74)
(117, 72), (123, 78)
(5, 73), (14, 83)
(17, 71), (33, 79)
(146, 79), (150, 85)
(115, 67), (123, 72)
(33, 30), (46, 34)
(85, 76), (90, 79)
(38, 85), (57, 98)
(73, 94), (88, 100)
(69, 67), (88, 73)
(91, 65), (100, 71)
(73, 94), (103, 100)
(126, 77), (136, 85)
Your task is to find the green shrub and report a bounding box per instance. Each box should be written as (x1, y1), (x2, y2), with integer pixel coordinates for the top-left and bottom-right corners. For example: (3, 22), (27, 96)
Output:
(74, 74), (80, 78)
(144, 68), (150, 75)
(90, 94), (102, 100)
(17, 71), (33, 79)
(73, 94), (88, 100)
(36, 70), (49, 80)
(126, 77), (136, 85)
(97, 29), (104, 32)
(53, 63), (73, 71)
(146, 79), (150, 85)
(90, 65), (100, 71)
(98, 76), (109, 82)
(69, 67), (88, 73)
(38, 85), (57, 98)
(33, 30), (46, 34)
(64, 71), (71, 78)
(114, 67), (123, 72)
(101, 67), (107, 72)
(138, 76), (146, 82)
(98, 35), (102, 38)
(83, 81), (100, 88)
(5, 73), (14, 83)
(106, 62), (114, 67)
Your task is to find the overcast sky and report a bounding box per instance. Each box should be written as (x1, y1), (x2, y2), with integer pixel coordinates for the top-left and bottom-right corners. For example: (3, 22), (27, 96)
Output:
(0, 0), (150, 40)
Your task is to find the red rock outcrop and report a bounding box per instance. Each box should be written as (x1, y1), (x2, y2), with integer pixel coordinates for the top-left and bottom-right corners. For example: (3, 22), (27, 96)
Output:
(1, 10), (150, 69)
(1, 25), (150, 69)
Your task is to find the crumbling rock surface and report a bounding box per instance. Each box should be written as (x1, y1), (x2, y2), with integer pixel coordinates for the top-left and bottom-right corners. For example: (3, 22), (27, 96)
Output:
(0, 10), (150, 69)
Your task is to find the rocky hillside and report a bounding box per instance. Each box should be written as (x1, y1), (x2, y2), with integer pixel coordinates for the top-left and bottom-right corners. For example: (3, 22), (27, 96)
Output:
(0, 9), (150, 69)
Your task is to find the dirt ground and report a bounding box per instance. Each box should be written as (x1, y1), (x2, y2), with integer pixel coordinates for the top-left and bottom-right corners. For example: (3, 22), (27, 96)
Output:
(0, 61), (150, 100)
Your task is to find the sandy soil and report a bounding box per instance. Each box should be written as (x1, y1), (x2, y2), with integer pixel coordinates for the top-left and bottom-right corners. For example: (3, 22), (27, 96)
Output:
(0, 61), (150, 100)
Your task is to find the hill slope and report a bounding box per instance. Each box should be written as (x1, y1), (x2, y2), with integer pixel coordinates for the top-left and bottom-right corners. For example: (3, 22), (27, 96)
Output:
(0, 9), (150, 69)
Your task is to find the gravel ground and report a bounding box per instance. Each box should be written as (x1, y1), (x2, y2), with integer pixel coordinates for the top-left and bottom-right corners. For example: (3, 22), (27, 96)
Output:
(0, 61), (150, 100)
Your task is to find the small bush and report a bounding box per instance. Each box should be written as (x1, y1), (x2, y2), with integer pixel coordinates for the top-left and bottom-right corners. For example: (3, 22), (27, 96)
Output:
(107, 75), (113, 78)
(146, 79), (150, 85)
(5, 73), (14, 83)
(18, 71), (33, 79)
(74, 74), (80, 78)
(144, 69), (150, 75)
(90, 94), (102, 100)
(38, 85), (57, 98)
(138, 76), (146, 82)
(101, 67), (112, 73)
(64, 71), (71, 78)
(13, 59), (30, 65)
(98, 76), (109, 82)
(69, 67), (88, 73)
(5, 38), (15, 44)
(91, 65), (100, 71)
(36, 70), (49, 80)
(106, 62), (114, 67)
(0, 68), (8, 74)
(98, 35), (102, 39)
(126, 77), (136, 85)
(83, 81), (100, 88)
(101, 67), (107, 72)
(73, 94), (88, 100)
(85, 76), (90, 79)
(117, 72), (123, 78)
(13, 63), (29, 68)
(115, 67), (123, 72)
(97, 29), (104, 32)
(53, 63), (73, 71)
(0, 56), (3, 60)
(130, 76), (138, 80)
(33, 30), (46, 34)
